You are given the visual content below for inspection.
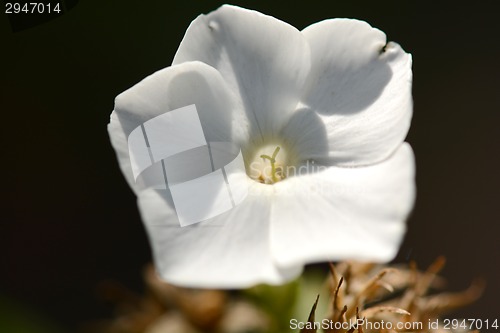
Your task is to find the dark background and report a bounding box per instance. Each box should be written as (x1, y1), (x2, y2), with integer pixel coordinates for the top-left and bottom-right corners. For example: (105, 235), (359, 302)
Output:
(2, 0), (499, 331)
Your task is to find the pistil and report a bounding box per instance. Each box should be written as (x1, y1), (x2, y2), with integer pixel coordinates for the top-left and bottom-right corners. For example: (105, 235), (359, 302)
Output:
(260, 146), (281, 183)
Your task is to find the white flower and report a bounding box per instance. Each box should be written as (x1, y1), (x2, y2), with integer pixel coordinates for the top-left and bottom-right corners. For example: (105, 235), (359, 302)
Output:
(108, 5), (415, 288)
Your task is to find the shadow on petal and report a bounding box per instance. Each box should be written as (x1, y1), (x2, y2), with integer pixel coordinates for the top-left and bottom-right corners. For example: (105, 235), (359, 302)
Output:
(280, 107), (330, 166)
(167, 69), (236, 144)
(302, 55), (393, 116)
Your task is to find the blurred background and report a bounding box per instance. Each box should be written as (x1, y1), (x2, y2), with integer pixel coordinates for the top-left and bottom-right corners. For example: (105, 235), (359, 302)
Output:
(2, 0), (499, 332)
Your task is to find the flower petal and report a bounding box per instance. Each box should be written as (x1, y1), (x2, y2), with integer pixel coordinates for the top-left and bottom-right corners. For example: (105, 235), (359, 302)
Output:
(138, 184), (302, 288)
(108, 61), (244, 194)
(279, 107), (330, 164)
(300, 19), (412, 166)
(270, 143), (415, 267)
(173, 5), (310, 138)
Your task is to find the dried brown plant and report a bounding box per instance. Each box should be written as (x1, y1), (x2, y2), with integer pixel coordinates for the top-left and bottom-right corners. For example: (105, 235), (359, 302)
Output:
(90, 258), (483, 333)
(302, 258), (484, 333)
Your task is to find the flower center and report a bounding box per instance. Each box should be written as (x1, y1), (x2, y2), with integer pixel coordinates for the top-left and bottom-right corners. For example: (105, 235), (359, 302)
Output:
(246, 143), (295, 184)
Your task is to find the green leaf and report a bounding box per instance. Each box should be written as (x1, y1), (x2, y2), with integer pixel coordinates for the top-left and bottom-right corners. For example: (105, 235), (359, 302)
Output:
(0, 296), (65, 333)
